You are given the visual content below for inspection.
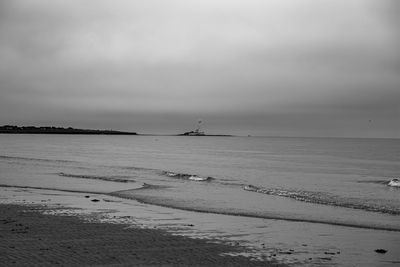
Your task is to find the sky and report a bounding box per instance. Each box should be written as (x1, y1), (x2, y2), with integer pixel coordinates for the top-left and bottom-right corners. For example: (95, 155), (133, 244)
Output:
(0, 0), (399, 137)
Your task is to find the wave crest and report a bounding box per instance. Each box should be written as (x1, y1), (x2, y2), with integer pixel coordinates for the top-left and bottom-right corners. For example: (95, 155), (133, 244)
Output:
(0, 155), (75, 163)
(388, 178), (400, 187)
(163, 171), (214, 181)
(357, 178), (400, 188)
(243, 184), (400, 215)
(58, 172), (135, 183)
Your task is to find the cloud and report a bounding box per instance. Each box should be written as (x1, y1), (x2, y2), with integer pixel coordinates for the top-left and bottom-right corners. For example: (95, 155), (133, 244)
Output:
(0, 0), (399, 137)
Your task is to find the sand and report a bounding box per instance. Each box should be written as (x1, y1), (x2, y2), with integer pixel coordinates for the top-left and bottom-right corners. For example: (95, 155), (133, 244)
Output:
(0, 203), (282, 266)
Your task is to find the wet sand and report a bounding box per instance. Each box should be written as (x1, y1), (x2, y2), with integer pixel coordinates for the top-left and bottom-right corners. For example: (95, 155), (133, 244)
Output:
(0, 203), (282, 266)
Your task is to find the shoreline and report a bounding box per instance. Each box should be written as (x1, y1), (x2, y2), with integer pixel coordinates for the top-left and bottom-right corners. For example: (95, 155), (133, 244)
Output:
(1, 185), (399, 266)
(0, 203), (280, 266)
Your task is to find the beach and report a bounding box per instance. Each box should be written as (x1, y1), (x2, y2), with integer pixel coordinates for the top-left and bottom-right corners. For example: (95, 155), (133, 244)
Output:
(0, 202), (280, 266)
(2, 1), (399, 265)
(0, 135), (399, 266)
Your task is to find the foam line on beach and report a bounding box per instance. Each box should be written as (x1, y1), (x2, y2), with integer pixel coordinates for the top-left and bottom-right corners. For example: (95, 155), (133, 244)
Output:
(0, 184), (106, 195)
(0, 184), (145, 196)
(1, 183), (399, 232)
(110, 188), (400, 232)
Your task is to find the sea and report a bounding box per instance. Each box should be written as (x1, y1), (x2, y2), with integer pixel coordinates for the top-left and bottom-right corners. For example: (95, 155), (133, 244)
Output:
(1, 134), (399, 266)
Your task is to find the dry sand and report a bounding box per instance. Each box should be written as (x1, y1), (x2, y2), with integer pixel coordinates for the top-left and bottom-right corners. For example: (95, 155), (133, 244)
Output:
(0, 204), (282, 266)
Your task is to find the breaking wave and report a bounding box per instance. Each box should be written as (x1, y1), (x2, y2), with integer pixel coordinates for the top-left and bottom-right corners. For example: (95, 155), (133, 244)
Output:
(357, 178), (400, 188)
(162, 171), (214, 181)
(58, 172), (136, 183)
(243, 184), (400, 215)
(388, 178), (400, 187)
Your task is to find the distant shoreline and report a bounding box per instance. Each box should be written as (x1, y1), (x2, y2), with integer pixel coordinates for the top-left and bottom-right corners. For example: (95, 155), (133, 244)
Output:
(0, 125), (233, 136)
(0, 125), (137, 135)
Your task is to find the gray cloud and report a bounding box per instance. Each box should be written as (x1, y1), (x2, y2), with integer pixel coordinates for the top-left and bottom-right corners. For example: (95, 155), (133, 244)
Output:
(0, 0), (399, 137)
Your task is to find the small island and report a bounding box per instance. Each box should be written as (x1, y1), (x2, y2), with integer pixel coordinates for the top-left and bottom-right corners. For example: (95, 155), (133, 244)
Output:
(0, 125), (137, 135)
(178, 130), (231, 137)
(180, 128), (205, 136)
(178, 120), (232, 137)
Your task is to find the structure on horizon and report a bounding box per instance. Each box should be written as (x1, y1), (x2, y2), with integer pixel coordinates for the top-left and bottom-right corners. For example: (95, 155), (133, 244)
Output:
(181, 119), (205, 136)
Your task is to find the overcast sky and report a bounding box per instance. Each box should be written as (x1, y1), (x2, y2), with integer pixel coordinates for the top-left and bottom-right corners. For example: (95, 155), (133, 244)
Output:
(0, 0), (399, 137)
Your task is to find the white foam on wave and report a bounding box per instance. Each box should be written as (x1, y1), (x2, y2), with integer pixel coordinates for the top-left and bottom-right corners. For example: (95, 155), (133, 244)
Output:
(163, 171), (213, 181)
(188, 175), (209, 181)
(243, 184), (400, 215)
(388, 178), (400, 187)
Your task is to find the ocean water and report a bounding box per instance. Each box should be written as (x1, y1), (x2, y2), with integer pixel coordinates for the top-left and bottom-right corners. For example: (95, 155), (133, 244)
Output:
(1, 134), (399, 265)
